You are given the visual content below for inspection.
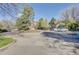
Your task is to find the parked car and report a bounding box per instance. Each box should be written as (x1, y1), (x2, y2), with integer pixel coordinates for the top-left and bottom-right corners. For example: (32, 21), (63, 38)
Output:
(60, 28), (68, 32)
(53, 28), (68, 32)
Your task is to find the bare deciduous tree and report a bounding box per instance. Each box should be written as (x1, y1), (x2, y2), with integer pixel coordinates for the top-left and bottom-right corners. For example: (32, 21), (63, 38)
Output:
(61, 7), (79, 21)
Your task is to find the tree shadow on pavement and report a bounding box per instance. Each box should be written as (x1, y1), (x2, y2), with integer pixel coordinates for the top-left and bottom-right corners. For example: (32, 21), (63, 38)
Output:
(41, 32), (79, 43)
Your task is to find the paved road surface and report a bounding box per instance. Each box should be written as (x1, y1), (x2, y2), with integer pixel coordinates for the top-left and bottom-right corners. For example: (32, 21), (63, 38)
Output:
(0, 32), (53, 55)
(0, 32), (79, 55)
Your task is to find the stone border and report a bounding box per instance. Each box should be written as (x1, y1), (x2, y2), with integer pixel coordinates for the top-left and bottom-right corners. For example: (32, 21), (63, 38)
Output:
(0, 39), (16, 50)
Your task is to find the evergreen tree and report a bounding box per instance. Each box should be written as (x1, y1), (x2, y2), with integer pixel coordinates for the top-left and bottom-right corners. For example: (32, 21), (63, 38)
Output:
(16, 6), (34, 31)
(38, 18), (49, 30)
(49, 17), (56, 29)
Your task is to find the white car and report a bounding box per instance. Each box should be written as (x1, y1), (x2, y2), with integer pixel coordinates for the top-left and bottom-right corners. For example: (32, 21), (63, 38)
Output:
(54, 28), (68, 32)
(53, 28), (58, 31)
(60, 28), (68, 32)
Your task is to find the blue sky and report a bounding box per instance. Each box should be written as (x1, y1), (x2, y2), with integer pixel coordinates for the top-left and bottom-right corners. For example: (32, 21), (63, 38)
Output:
(30, 3), (79, 21)
(0, 3), (79, 21)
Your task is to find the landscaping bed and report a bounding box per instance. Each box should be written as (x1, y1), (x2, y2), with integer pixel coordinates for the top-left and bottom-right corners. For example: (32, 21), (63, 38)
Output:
(0, 36), (13, 48)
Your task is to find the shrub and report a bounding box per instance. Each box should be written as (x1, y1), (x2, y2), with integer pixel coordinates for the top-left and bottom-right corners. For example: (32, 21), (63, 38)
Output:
(67, 22), (79, 31)
(0, 29), (8, 33)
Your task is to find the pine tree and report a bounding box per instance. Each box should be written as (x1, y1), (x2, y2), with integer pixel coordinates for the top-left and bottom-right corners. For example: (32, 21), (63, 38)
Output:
(16, 6), (34, 31)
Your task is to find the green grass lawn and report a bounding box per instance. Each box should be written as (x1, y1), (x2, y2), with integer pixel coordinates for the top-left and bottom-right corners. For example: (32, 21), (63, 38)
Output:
(0, 36), (13, 48)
